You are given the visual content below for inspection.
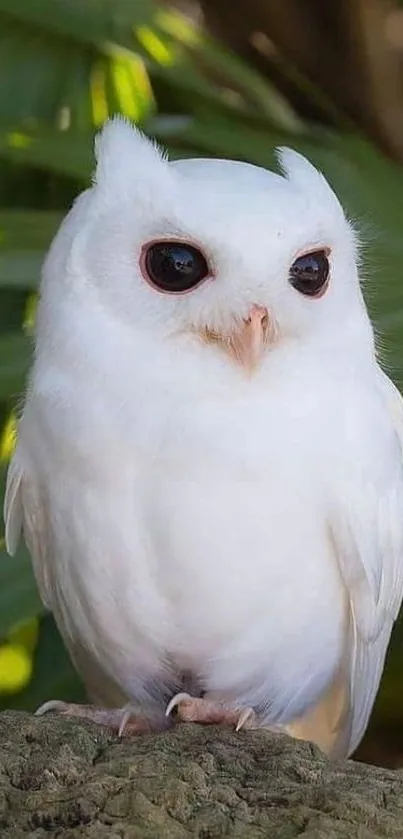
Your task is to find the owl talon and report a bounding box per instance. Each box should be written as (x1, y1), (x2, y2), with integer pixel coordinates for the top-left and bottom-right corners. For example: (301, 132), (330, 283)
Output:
(35, 700), (71, 717)
(235, 707), (256, 731)
(117, 703), (146, 737)
(165, 692), (256, 729)
(34, 700), (155, 734)
(165, 692), (192, 718)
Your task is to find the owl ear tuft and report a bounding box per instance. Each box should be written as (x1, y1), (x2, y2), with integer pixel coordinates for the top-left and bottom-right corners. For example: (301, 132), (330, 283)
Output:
(275, 147), (325, 191)
(94, 117), (167, 188)
(275, 146), (346, 219)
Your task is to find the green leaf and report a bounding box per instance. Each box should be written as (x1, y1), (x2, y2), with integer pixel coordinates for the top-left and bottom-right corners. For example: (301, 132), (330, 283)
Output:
(0, 0), (156, 52)
(0, 613), (85, 711)
(0, 3), (157, 128)
(0, 123), (93, 179)
(0, 211), (62, 249)
(0, 212), (60, 289)
(0, 251), (43, 289)
(0, 543), (44, 638)
(0, 331), (32, 399)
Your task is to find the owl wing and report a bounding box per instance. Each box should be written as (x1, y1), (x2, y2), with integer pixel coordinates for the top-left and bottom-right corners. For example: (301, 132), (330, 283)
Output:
(328, 368), (403, 757)
(3, 193), (95, 602)
(4, 447), (53, 610)
(4, 448), (127, 707)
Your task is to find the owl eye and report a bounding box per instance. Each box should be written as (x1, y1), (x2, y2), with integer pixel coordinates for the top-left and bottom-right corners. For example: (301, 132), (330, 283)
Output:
(289, 250), (330, 297)
(142, 241), (209, 294)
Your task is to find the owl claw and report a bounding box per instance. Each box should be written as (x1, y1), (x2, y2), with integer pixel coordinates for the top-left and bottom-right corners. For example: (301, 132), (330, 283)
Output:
(34, 700), (155, 734)
(165, 693), (256, 729)
(35, 700), (70, 717)
(117, 703), (141, 737)
(165, 692), (192, 718)
(235, 707), (256, 731)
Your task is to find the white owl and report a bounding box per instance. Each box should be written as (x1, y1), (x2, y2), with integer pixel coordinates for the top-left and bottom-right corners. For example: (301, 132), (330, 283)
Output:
(5, 118), (403, 759)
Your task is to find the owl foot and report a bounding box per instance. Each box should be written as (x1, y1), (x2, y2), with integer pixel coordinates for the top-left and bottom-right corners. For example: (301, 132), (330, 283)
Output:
(35, 700), (158, 735)
(165, 692), (256, 731)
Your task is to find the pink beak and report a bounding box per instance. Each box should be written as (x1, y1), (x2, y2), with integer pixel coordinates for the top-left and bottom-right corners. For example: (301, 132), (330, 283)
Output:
(199, 305), (273, 371)
(234, 305), (270, 369)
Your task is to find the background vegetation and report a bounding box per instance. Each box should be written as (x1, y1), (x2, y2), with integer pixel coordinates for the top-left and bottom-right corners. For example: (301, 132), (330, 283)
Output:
(1, 0), (403, 766)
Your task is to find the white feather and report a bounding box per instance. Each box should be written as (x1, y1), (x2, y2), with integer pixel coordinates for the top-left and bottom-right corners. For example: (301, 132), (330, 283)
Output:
(4, 449), (23, 556)
(328, 419), (403, 755)
(5, 448), (52, 610)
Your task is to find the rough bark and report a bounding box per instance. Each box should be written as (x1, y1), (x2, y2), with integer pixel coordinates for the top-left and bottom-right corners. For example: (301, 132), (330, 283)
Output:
(1, 711), (403, 837)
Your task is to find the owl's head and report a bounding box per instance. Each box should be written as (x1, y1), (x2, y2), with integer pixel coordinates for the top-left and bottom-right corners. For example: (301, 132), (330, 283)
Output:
(49, 117), (373, 372)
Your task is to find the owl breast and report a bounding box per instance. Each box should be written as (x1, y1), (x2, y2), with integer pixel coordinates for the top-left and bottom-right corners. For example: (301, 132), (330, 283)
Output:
(135, 388), (346, 720)
(35, 354), (347, 723)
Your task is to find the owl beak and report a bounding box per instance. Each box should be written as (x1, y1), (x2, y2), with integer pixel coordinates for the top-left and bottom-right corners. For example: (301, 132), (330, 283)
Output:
(199, 305), (272, 371)
(236, 305), (271, 370)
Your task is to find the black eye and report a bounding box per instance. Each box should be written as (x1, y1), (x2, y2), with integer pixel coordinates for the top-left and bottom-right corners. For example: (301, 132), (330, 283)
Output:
(289, 250), (330, 297)
(143, 241), (209, 293)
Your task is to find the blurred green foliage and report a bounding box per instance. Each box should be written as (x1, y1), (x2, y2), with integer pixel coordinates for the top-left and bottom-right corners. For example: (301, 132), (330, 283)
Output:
(0, 0), (403, 750)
